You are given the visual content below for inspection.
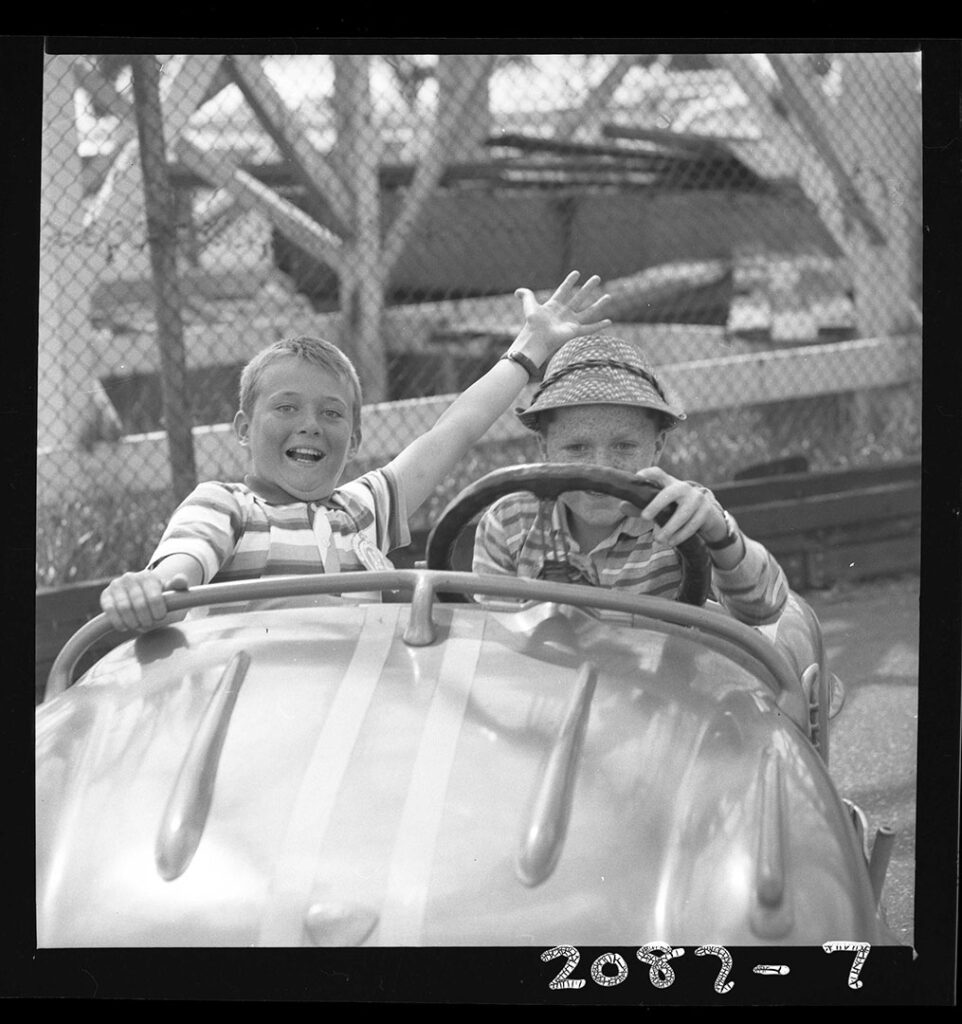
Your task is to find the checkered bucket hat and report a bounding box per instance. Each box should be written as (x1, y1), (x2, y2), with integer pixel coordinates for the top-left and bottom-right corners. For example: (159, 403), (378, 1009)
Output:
(516, 334), (686, 432)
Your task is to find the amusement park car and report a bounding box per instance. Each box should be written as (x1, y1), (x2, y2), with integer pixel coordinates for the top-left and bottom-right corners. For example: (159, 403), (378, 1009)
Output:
(35, 465), (899, 948)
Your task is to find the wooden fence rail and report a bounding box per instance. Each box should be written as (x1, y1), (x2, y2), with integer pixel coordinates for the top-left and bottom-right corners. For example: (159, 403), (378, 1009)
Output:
(37, 334), (920, 506)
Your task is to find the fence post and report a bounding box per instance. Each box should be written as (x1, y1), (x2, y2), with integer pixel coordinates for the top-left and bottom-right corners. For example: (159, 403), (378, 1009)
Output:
(38, 54), (120, 453)
(130, 54), (197, 499)
(332, 55), (387, 404)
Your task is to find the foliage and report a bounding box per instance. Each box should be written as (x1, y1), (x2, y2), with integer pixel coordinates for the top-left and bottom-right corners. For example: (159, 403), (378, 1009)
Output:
(37, 490), (179, 589)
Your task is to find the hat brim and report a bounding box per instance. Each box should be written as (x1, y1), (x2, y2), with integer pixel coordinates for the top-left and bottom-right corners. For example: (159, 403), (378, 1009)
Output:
(517, 370), (686, 431)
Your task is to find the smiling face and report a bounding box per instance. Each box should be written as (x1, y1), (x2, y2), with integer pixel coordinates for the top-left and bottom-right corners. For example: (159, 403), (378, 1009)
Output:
(540, 403), (667, 546)
(233, 356), (359, 502)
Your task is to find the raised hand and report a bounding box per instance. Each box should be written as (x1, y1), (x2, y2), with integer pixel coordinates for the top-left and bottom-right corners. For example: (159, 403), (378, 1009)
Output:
(513, 271), (612, 365)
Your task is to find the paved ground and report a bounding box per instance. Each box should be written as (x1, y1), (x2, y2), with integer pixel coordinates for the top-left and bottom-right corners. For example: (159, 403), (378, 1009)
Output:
(804, 574), (920, 949)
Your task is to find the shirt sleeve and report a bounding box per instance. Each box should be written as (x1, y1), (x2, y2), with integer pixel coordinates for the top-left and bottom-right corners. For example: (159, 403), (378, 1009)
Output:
(147, 482), (243, 584)
(710, 513), (790, 626)
(341, 465), (411, 553)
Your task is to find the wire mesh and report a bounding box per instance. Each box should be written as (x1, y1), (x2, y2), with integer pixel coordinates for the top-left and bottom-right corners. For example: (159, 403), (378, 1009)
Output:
(38, 51), (922, 586)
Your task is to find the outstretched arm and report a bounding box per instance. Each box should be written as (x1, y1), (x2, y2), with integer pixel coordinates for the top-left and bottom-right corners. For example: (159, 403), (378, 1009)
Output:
(388, 271), (611, 515)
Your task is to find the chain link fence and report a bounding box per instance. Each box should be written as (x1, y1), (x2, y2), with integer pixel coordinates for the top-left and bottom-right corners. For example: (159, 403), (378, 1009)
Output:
(38, 51), (922, 587)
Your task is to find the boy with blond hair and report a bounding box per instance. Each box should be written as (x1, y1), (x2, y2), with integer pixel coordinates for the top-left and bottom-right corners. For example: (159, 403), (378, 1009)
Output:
(101, 272), (612, 632)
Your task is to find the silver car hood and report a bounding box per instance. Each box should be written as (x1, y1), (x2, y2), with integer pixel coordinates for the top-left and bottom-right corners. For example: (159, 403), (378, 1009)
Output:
(36, 598), (887, 947)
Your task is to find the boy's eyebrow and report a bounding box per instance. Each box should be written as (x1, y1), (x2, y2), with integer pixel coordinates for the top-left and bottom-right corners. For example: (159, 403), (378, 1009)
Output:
(267, 389), (349, 406)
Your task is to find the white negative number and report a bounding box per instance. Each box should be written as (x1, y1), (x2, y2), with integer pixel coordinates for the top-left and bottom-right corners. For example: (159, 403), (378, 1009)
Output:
(695, 945), (734, 994)
(637, 943), (685, 988)
(590, 951), (629, 987)
(541, 945), (586, 989)
(822, 941), (871, 990)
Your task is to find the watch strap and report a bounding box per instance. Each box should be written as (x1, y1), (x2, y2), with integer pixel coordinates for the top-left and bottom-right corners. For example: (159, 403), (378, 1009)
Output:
(705, 510), (741, 551)
(499, 350), (542, 381)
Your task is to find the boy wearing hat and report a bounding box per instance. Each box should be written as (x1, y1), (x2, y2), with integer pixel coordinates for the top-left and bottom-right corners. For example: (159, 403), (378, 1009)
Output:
(472, 334), (789, 627)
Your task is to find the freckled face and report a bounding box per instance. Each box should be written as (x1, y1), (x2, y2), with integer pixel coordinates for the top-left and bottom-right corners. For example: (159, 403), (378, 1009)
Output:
(233, 357), (358, 502)
(541, 404), (666, 531)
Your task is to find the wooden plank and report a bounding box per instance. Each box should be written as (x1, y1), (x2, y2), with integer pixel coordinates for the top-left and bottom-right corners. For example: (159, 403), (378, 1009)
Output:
(381, 54), (497, 277)
(601, 261), (730, 321)
(602, 121), (735, 157)
(554, 55), (638, 140)
(228, 54), (354, 236)
(659, 335), (917, 413)
(732, 482), (921, 538)
(175, 137), (343, 270)
(715, 459), (921, 507)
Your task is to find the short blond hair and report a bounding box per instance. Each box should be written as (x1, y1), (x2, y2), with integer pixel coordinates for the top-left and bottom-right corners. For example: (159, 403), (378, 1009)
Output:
(239, 336), (363, 444)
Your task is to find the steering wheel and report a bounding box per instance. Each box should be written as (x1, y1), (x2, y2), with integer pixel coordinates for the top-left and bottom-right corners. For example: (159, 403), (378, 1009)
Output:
(425, 463), (712, 606)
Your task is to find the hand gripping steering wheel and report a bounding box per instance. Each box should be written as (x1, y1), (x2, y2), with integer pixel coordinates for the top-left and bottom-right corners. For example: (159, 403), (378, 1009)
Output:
(425, 463), (712, 606)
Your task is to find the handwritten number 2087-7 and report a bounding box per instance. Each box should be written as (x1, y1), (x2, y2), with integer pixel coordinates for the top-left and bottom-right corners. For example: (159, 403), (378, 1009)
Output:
(540, 943), (871, 993)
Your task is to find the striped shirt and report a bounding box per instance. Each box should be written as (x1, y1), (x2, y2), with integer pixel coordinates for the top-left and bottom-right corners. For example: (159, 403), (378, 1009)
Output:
(148, 468), (410, 586)
(472, 492), (788, 626)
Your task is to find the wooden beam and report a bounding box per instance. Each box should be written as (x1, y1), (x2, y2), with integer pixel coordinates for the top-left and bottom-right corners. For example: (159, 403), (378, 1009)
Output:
(660, 335), (917, 412)
(227, 54), (354, 237)
(766, 54), (886, 246)
(601, 261), (730, 321)
(83, 55), (231, 252)
(706, 54), (811, 179)
(131, 54), (197, 499)
(554, 54), (639, 140)
(602, 121), (734, 157)
(713, 458), (920, 507)
(159, 54), (229, 142)
(381, 54), (497, 277)
(175, 137), (343, 271)
(332, 54), (387, 400)
(72, 56), (132, 120)
(729, 481), (920, 538)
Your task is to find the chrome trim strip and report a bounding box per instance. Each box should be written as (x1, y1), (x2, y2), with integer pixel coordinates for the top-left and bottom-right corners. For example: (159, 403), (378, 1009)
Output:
(256, 604), (401, 946)
(378, 614), (485, 945)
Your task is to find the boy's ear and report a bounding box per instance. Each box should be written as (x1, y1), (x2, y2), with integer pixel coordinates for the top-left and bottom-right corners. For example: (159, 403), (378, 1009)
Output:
(652, 429), (668, 464)
(233, 410), (250, 446)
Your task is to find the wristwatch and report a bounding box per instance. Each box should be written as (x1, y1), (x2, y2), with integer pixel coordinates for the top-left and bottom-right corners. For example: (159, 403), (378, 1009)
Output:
(705, 509), (741, 552)
(499, 350), (542, 381)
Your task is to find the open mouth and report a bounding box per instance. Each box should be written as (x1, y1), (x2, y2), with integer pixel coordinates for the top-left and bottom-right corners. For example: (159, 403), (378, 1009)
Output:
(286, 447), (325, 465)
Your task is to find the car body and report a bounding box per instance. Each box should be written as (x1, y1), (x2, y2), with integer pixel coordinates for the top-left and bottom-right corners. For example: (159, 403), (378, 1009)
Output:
(36, 466), (899, 948)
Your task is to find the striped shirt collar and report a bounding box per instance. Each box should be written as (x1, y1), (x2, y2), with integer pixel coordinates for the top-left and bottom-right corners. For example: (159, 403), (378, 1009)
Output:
(540, 497), (655, 554)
